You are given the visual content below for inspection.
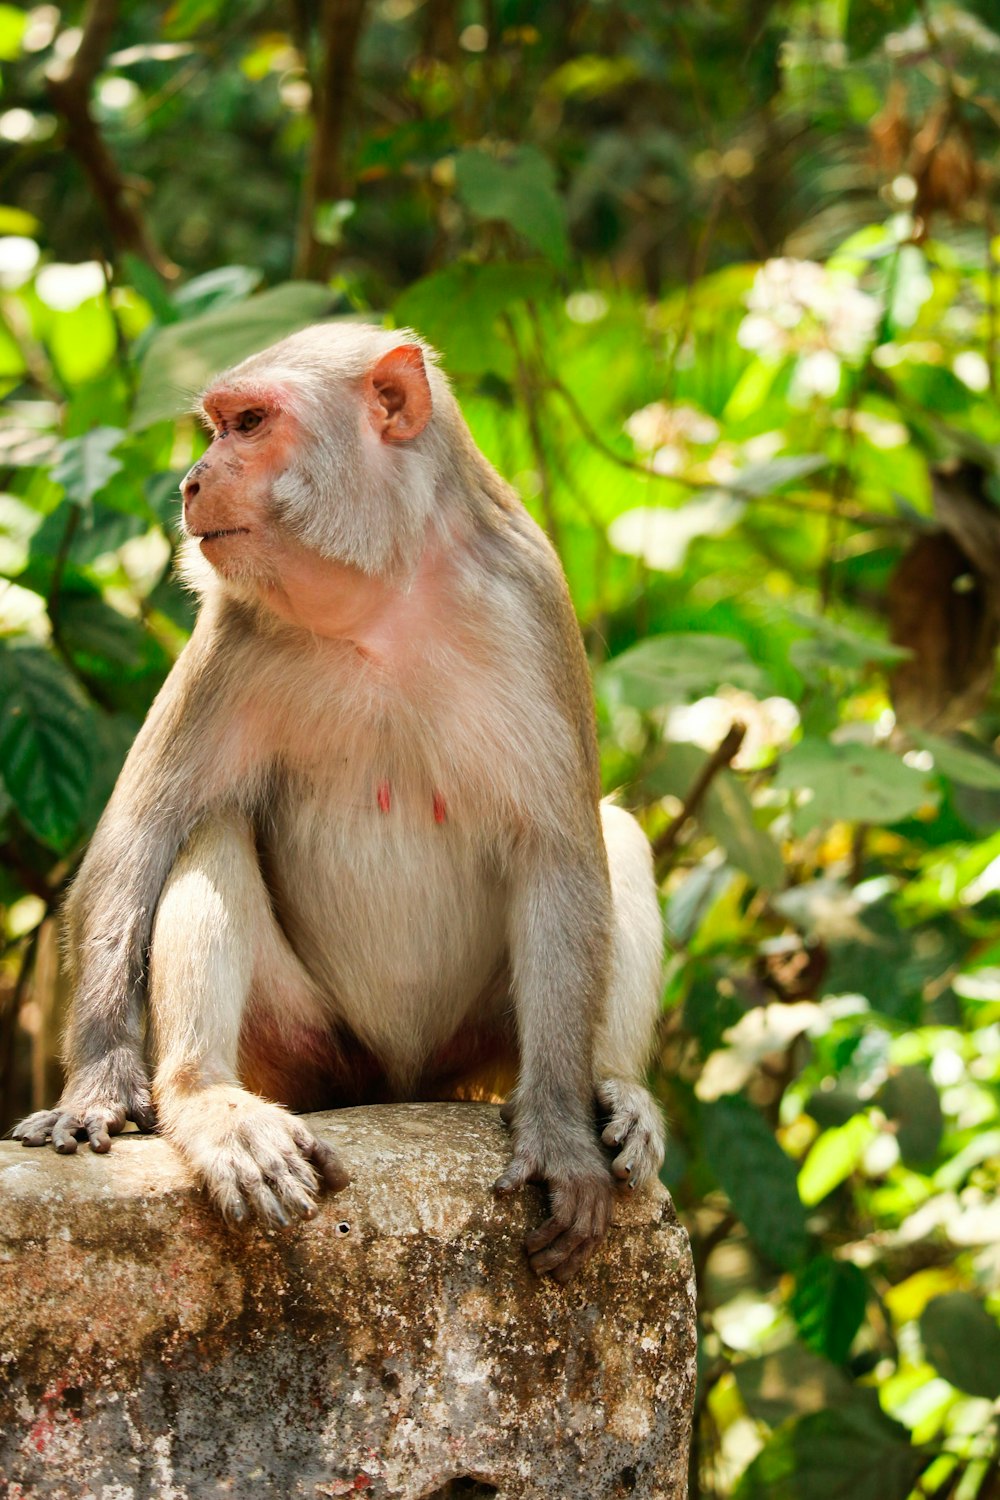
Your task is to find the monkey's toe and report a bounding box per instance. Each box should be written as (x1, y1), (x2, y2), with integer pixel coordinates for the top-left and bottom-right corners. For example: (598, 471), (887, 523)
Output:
(13, 1109), (61, 1147)
(523, 1168), (614, 1281)
(183, 1092), (346, 1229)
(597, 1080), (665, 1187)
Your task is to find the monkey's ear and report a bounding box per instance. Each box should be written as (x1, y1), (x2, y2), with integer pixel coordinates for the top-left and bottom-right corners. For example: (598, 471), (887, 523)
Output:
(367, 345), (432, 443)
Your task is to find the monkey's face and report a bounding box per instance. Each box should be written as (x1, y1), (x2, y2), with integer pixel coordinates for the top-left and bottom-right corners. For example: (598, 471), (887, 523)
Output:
(183, 336), (436, 594)
(182, 383), (299, 583)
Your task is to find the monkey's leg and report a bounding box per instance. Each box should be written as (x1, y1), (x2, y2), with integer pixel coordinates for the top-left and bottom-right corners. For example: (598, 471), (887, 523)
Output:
(150, 813), (348, 1226)
(594, 802), (666, 1188)
(495, 844), (618, 1284)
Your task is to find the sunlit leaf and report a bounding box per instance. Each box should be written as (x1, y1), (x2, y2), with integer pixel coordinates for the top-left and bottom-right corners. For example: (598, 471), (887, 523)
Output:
(599, 634), (767, 710)
(797, 1114), (876, 1206)
(51, 427), (125, 510)
(912, 730), (1000, 791)
(773, 739), (935, 833)
(454, 146), (569, 265)
(394, 261), (556, 376)
(0, 4), (26, 61)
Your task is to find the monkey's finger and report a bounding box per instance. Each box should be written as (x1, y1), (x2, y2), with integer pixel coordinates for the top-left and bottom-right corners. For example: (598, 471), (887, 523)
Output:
(14, 1110), (58, 1146)
(527, 1226), (589, 1276)
(551, 1239), (598, 1285)
(523, 1213), (567, 1254)
(52, 1116), (85, 1153)
(271, 1173), (319, 1221)
(245, 1177), (290, 1228)
(279, 1148), (321, 1196)
(294, 1129), (349, 1193)
(130, 1100), (157, 1133)
(85, 1116), (113, 1153)
(494, 1154), (541, 1195)
(499, 1099), (516, 1127)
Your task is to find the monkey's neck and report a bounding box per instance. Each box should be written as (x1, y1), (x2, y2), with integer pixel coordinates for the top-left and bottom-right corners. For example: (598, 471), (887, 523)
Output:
(258, 534), (449, 661)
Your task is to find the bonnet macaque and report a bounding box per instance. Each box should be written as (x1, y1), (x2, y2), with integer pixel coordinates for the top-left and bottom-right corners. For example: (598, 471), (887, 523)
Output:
(15, 324), (664, 1282)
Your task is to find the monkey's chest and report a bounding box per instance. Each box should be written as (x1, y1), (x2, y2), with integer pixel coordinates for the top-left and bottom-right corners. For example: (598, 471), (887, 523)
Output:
(261, 781), (508, 1070)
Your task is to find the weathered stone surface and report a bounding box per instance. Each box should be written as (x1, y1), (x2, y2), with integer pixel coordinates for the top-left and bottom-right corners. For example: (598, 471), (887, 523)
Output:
(0, 1103), (696, 1500)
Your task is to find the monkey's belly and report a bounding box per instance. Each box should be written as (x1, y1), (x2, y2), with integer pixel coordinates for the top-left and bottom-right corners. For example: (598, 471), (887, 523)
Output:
(258, 807), (509, 1092)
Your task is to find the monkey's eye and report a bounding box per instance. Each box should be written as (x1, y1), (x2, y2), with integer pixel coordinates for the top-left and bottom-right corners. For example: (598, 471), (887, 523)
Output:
(235, 410), (264, 433)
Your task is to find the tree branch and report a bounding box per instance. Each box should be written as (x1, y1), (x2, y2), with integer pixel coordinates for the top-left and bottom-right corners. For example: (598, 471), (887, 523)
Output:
(46, 0), (174, 278)
(652, 722), (747, 869)
(294, 0), (370, 280)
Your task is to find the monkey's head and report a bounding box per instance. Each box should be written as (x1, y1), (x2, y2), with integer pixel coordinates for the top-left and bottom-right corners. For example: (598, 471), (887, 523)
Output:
(182, 324), (445, 598)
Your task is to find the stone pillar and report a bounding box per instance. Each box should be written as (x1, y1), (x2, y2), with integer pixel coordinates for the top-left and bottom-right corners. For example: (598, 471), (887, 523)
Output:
(0, 1103), (696, 1499)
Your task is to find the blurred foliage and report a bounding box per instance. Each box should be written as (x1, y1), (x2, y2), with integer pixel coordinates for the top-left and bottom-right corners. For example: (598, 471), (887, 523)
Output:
(2, 1), (1000, 1496)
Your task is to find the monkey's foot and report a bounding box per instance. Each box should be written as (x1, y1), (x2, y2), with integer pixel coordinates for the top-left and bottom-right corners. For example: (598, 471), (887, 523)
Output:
(162, 1087), (349, 1228)
(596, 1079), (666, 1188)
(495, 1144), (614, 1284)
(14, 1091), (156, 1155)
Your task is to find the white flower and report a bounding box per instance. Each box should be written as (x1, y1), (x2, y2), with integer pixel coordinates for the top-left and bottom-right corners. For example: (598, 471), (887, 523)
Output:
(738, 257), (881, 365)
(35, 260), (106, 311)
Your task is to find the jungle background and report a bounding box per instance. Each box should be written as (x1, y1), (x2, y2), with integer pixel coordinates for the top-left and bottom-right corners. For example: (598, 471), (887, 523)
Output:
(2, 0), (1000, 1494)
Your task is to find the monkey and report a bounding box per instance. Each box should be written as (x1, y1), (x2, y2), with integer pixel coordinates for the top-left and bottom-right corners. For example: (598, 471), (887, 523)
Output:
(14, 324), (665, 1282)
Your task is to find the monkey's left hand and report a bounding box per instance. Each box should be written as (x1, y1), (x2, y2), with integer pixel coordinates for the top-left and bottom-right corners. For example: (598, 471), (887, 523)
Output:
(495, 1142), (614, 1284)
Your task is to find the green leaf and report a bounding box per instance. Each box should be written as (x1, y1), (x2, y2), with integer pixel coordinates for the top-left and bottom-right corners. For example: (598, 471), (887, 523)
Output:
(133, 282), (340, 427)
(0, 643), (93, 850)
(789, 615), (910, 675)
(735, 1403), (927, 1500)
(791, 1258), (868, 1364)
(163, 0), (223, 38)
(772, 739), (934, 833)
(912, 731), (1000, 791)
(123, 254), (178, 325)
(543, 54), (640, 100)
(920, 1294), (1000, 1399)
(798, 1114), (876, 1207)
(394, 261), (556, 377)
(454, 147), (569, 265)
(644, 743), (783, 889)
(171, 265), (263, 320)
(729, 454), (826, 497)
(701, 1095), (809, 1269)
(844, 0), (916, 57)
(879, 1066), (942, 1166)
(51, 427), (126, 510)
(599, 634), (767, 711)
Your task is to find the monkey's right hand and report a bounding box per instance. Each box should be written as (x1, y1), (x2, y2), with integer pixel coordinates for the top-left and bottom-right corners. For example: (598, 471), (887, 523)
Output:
(14, 1069), (156, 1155)
(160, 1085), (350, 1228)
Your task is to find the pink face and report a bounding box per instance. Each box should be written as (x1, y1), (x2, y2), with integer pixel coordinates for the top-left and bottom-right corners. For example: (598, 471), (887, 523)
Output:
(181, 382), (297, 569)
(181, 343), (433, 587)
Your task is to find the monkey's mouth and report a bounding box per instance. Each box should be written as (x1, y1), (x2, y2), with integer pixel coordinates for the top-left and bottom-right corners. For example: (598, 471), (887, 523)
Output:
(198, 528), (250, 542)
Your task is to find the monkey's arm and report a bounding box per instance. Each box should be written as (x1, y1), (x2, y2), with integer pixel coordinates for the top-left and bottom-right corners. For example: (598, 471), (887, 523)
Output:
(15, 620), (239, 1153)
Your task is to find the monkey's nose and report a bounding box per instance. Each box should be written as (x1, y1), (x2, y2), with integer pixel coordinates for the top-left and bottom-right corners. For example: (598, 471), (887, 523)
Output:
(182, 476), (201, 502)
